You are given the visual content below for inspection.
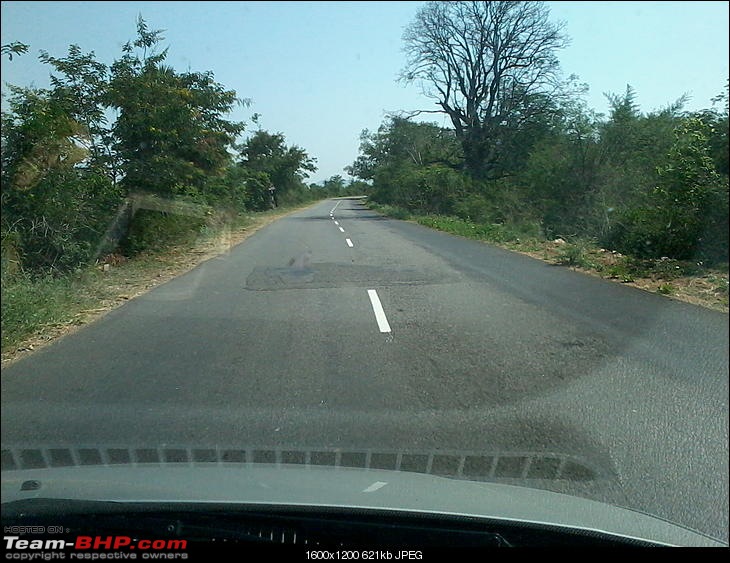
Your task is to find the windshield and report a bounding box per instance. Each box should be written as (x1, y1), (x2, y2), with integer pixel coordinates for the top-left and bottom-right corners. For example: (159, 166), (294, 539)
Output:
(1, 0), (728, 553)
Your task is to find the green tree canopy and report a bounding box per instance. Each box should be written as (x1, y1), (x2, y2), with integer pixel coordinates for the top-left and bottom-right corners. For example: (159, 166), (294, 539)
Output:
(347, 116), (462, 182)
(39, 45), (111, 174)
(106, 17), (245, 199)
(237, 130), (317, 195)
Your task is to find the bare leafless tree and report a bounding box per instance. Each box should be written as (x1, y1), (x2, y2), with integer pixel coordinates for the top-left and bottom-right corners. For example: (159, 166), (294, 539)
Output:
(401, 1), (568, 179)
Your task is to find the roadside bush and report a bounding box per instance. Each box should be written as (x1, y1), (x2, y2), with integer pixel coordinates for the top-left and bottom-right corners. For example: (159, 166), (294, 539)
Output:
(453, 193), (493, 223)
(369, 203), (412, 220)
(607, 118), (729, 264)
(120, 209), (206, 256)
(555, 239), (594, 268)
(2, 170), (124, 275)
(608, 193), (728, 264)
(1, 270), (81, 351)
(415, 215), (534, 245)
(606, 206), (668, 259)
(1, 230), (23, 280)
(372, 164), (464, 215)
(204, 168), (277, 212)
(278, 184), (319, 207)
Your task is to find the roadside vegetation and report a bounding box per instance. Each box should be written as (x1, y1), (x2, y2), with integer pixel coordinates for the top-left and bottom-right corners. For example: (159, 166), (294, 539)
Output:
(348, 2), (728, 312)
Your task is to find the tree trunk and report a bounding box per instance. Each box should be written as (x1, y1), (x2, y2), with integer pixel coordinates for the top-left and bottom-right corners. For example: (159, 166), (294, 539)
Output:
(461, 128), (497, 180)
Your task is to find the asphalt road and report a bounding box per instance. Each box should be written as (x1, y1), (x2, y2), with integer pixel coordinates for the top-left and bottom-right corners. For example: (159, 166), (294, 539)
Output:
(2, 198), (728, 542)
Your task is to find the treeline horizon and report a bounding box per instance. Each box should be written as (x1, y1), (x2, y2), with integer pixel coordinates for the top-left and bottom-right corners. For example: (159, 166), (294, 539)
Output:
(348, 83), (728, 264)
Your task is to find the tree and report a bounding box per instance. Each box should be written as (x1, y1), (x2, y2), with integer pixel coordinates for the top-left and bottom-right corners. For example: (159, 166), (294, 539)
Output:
(1, 87), (122, 274)
(401, 1), (568, 179)
(106, 17), (244, 198)
(39, 45), (112, 175)
(653, 118), (728, 261)
(600, 85), (642, 167)
(695, 80), (729, 176)
(608, 117), (728, 262)
(323, 175), (346, 194)
(347, 117), (462, 182)
(207, 165), (275, 212)
(237, 130), (317, 196)
(348, 117), (465, 212)
(1, 86), (87, 191)
(1, 41), (29, 60)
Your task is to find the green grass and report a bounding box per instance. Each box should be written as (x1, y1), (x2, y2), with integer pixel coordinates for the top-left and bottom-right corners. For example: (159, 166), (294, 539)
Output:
(366, 201), (541, 248)
(555, 241), (593, 268)
(415, 215), (515, 242)
(657, 283), (675, 295)
(598, 255), (707, 282)
(367, 202), (413, 220)
(1, 271), (93, 352)
(706, 273), (729, 295)
(600, 263), (636, 283)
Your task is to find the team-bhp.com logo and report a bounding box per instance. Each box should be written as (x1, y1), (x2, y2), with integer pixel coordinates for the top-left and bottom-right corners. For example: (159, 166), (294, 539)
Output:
(5, 534), (188, 559)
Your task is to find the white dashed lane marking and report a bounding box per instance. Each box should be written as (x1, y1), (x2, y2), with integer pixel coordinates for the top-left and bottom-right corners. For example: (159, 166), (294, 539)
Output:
(367, 289), (391, 333)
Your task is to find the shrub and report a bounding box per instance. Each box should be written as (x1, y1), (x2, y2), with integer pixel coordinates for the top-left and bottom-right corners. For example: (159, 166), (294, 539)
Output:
(120, 209), (206, 256)
(2, 171), (124, 275)
(608, 118), (729, 264)
(555, 240), (592, 268)
(453, 193), (493, 223)
(1, 270), (80, 351)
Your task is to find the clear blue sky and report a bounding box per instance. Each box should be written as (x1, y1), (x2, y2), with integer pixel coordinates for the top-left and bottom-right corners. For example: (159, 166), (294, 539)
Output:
(1, 1), (728, 184)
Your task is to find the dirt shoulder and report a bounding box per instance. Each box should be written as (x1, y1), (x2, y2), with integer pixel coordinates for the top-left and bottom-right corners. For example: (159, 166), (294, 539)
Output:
(510, 241), (729, 313)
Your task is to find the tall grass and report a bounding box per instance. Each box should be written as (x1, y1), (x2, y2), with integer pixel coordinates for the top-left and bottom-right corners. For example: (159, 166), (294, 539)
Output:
(1, 270), (90, 352)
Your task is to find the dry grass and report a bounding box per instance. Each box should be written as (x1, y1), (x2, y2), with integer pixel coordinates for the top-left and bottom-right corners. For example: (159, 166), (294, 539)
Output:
(514, 241), (728, 313)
